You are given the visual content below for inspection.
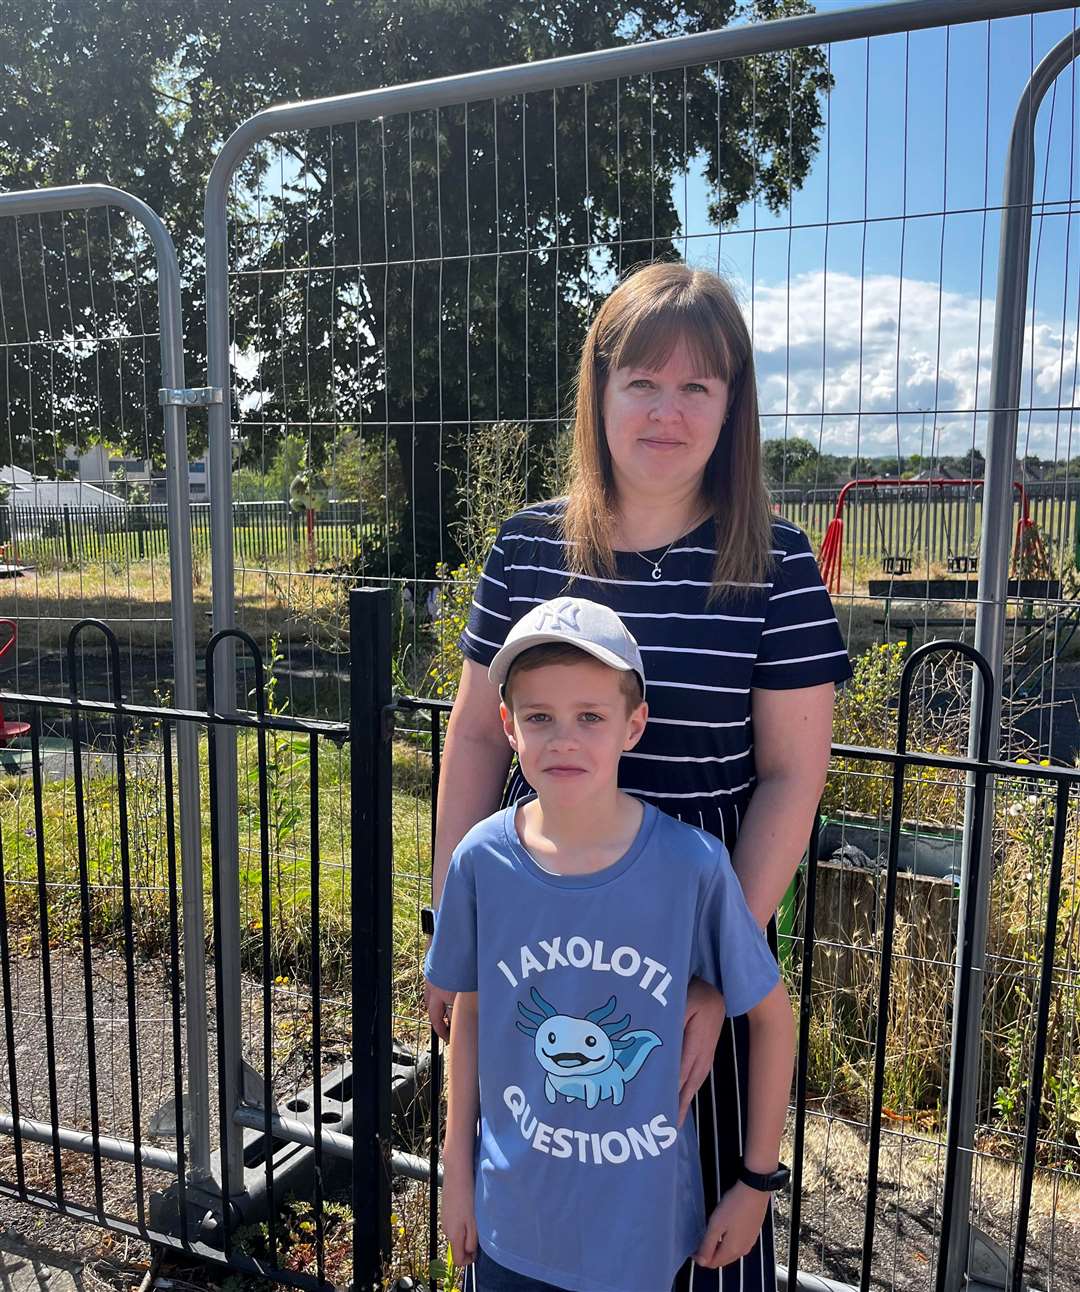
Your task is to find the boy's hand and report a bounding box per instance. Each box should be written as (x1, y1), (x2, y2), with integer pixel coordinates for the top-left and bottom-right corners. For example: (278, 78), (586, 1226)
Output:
(695, 1182), (770, 1269)
(440, 1154), (478, 1267)
(679, 978), (726, 1127)
(426, 980), (457, 1042)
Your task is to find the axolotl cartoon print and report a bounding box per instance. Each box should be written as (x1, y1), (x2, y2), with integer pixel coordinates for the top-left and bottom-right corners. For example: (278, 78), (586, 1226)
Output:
(516, 987), (662, 1109)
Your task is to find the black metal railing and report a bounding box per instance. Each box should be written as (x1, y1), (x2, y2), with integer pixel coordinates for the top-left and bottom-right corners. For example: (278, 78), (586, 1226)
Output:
(388, 633), (1080, 1292)
(0, 595), (1074, 1291)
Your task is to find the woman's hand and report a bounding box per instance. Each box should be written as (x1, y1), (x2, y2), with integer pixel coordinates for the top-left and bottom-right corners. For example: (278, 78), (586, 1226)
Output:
(679, 976), (726, 1127)
(440, 1150), (478, 1267)
(695, 1182), (770, 1269)
(426, 979), (456, 1042)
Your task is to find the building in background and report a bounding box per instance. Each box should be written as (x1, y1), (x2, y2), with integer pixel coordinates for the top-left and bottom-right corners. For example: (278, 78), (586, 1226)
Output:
(60, 444), (211, 502)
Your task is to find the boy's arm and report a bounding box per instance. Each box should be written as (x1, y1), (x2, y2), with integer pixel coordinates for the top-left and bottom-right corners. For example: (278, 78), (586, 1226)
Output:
(744, 980), (795, 1173)
(442, 991), (480, 1266)
(695, 982), (794, 1270)
(444, 991), (480, 1160)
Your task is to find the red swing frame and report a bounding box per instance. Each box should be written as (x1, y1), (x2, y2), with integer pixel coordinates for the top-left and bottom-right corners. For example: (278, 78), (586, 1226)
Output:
(815, 477), (1046, 594)
(0, 620), (29, 742)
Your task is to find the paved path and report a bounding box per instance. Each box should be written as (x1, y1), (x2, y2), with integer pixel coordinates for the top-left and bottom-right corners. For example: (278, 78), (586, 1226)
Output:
(0, 1236), (81, 1292)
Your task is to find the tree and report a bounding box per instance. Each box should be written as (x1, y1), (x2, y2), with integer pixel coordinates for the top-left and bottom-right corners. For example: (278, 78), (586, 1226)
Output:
(1, 0), (831, 572)
(329, 428), (404, 516)
(761, 436), (819, 486)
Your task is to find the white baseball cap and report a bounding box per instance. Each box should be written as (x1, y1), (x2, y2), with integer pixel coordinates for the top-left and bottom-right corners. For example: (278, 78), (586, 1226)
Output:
(488, 596), (646, 695)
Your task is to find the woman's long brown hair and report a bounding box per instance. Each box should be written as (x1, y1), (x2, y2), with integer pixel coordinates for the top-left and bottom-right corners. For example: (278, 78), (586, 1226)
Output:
(563, 262), (775, 596)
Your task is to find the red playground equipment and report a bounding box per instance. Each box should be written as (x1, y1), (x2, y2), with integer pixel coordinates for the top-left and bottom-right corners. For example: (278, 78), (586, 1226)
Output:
(0, 620), (29, 743)
(816, 478), (1048, 594)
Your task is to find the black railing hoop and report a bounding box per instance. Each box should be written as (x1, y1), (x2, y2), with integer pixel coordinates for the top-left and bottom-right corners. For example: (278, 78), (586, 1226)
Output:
(66, 618), (124, 707)
(205, 628), (265, 718)
(896, 640), (995, 761)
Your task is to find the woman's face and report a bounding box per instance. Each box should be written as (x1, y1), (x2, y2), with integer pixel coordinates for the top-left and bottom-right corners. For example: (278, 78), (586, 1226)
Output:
(600, 335), (731, 505)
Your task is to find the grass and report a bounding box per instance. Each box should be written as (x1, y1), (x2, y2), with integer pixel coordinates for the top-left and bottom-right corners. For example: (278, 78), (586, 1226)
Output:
(0, 728), (432, 1008)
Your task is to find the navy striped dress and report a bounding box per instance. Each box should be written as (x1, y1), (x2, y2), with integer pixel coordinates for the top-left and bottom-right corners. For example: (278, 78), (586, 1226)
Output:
(461, 500), (852, 1292)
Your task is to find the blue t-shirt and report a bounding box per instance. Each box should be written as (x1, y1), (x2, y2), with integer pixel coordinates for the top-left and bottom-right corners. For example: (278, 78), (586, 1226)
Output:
(425, 801), (780, 1292)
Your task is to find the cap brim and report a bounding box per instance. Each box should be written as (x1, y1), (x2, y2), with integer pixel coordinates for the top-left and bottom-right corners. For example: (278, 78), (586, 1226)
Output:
(488, 633), (637, 690)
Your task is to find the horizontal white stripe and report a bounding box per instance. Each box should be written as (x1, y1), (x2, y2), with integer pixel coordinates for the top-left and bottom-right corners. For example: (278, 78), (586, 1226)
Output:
(772, 519), (802, 535)
(769, 584), (829, 602)
(648, 715), (752, 729)
(505, 561), (768, 589)
(624, 748), (752, 765)
(647, 679), (750, 694)
(626, 778), (755, 800)
(754, 648), (849, 666)
(479, 571), (507, 591)
(472, 597), (510, 622)
(501, 532), (719, 558)
(783, 550), (816, 563)
(515, 505), (564, 520)
(500, 532), (569, 546)
(760, 616), (839, 636)
(462, 627), (502, 651)
(504, 595), (764, 623)
(642, 644), (756, 660)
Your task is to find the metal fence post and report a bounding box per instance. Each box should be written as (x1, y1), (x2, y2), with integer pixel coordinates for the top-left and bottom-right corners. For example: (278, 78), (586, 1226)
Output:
(0, 184), (212, 1184)
(951, 29), (1080, 1292)
(203, 159), (246, 1190)
(349, 587), (394, 1285)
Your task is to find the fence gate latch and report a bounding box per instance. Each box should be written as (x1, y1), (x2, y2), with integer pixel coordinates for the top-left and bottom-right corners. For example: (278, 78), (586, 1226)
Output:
(158, 386), (223, 408)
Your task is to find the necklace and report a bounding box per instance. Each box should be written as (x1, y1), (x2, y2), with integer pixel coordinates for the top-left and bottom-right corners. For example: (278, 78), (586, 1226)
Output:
(633, 533), (683, 581)
(624, 507), (708, 581)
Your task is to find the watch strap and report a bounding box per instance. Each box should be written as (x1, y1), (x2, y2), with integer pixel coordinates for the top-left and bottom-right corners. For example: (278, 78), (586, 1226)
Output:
(738, 1161), (791, 1193)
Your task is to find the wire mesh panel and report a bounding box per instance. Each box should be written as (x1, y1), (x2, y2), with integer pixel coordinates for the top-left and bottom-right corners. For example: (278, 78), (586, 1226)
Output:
(0, 204), (184, 704)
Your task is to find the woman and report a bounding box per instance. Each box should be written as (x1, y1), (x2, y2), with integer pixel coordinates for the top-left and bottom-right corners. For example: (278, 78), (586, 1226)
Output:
(428, 262), (850, 1290)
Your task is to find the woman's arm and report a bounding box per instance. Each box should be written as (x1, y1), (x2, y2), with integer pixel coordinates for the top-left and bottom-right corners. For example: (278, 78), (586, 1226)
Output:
(432, 658), (514, 907)
(695, 982), (795, 1269)
(731, 682), (835, 926)
(427, 659), (512, 1037)
(441, 991), (480, 1267)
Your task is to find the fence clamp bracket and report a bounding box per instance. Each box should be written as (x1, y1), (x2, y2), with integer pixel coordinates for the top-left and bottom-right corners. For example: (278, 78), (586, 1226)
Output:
(158, 386), (223, 408)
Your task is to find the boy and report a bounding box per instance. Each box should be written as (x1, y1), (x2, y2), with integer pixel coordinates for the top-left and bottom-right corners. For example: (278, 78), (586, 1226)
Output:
(425, 596), (794, 1291)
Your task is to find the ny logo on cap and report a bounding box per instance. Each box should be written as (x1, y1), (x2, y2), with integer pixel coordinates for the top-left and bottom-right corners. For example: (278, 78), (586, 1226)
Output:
(533, 598), (581, 634)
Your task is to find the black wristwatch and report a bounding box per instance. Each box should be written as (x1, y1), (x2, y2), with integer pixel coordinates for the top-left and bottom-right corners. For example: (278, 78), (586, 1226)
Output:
(421, 905), (436, 937)
(738, 1161), (791, 1193)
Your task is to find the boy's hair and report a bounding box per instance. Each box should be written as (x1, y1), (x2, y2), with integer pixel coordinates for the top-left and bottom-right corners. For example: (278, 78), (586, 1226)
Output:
(503, 642), (644, 713)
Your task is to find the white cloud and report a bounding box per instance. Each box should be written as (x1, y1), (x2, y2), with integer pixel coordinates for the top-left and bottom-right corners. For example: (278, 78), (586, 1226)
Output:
(748, 270), (1080, 460)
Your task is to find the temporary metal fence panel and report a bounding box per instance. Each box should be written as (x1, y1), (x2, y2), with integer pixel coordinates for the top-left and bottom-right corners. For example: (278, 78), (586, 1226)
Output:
(0, 186), (210, 1187)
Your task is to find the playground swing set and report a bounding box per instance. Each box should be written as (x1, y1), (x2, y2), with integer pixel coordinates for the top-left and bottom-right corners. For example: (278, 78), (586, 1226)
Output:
(816, 477), (1065, 653)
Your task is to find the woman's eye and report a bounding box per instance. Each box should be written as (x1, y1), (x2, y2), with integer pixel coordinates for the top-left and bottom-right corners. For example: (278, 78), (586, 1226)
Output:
(629, 378), (653, 389)
(684, 382), (707, 393)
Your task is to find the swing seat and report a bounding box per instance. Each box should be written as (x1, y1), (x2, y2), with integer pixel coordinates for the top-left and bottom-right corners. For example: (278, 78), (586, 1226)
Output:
(0, 720), (29, 742)
(882, 555), (913, 576)
(947, 554), (979, 574)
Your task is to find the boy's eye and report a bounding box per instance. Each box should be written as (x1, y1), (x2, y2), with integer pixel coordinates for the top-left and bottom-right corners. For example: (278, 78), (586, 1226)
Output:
(524, 713), (550, 723)
(580, 712), (603, 723)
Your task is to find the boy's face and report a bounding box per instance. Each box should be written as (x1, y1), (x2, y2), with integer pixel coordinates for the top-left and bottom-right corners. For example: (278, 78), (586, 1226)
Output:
(500, 657), (647, 808)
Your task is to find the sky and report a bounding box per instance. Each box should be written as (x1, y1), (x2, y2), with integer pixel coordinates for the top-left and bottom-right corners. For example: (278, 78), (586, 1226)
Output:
(673, 4), (1080, 462)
